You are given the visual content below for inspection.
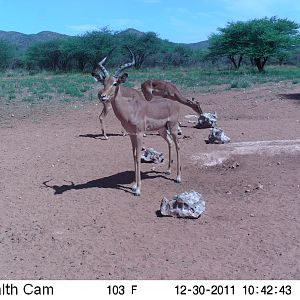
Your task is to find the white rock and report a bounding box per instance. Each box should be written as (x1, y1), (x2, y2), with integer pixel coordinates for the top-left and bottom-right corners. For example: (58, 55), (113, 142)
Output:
(160, 190), (205, 219)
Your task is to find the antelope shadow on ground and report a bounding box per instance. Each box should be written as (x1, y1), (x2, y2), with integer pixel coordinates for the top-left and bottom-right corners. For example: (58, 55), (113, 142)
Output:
(78, 133), (124, 139)
(42, 170), (175, 195)
(279, 93), (300, 102)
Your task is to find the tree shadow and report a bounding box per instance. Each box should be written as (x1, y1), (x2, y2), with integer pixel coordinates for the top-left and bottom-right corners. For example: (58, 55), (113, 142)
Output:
(279, 93), (300, 102)
(78, 133), (124, 139)
(42, 170), (175, 196)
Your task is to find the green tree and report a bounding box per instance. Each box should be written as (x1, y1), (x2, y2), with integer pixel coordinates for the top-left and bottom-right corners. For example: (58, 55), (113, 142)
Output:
(25, 40), (63, 70)
(117, 31), (162, 69)
(244, 17), (299, 72)
(0, 40), (15, 69)
(208, 17), (300, 72)
(208, 21), (247, 69)
(79, 28), (116, 69)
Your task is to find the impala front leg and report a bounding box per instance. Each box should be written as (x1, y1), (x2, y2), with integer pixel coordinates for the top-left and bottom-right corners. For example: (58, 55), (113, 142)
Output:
(170, 130), (181, 183)
(134, 133), (143, 196)
(130, 135), (138, 192)
(99, 102), (111, 139)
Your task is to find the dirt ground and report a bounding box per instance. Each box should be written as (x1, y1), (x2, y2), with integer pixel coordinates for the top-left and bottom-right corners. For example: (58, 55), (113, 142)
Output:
(0, 81), (299, 280)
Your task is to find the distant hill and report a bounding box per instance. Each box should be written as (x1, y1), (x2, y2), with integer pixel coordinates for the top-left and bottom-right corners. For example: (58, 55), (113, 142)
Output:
(0, 30), (69, 51)
(183, 40), (209, 49)
(118, 28), (145, 37)
(0, 28), (208, 51)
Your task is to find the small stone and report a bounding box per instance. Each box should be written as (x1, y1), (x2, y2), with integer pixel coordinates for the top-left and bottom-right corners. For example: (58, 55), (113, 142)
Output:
(256, 184), (264, 190)
(277, 162), (281, 165)
(226, 191), (232, 195)
(51, 164), (55, 167)
(11, 114), (15, 117)
(250, 214), (255, 217)
(230, 162), (239, 169)
(245, 189), (251, 193)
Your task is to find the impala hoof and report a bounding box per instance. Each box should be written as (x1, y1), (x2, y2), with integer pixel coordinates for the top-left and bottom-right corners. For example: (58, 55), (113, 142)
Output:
(176, 176), (181, 183)
(166, 169), (171, 175)
(132, 184), (137, 191)
(134, 188), (141, 196)
(103, 135), (108, 140)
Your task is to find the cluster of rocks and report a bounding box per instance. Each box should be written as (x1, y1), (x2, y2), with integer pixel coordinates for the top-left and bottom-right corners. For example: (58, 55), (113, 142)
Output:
(141, 110), (231, 219)
(196, 111), (230, 144)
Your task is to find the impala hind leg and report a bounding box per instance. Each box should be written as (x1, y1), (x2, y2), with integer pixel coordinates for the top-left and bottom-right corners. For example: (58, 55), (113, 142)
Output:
(99, 102), (111, 139)
(129, 134), (143, 196)
(169, 124), (181, 183)
(158, 128), (173, 175)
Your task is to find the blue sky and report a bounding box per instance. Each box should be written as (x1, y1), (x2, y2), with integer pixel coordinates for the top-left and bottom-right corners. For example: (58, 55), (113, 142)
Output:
(1, 0), (300, 43)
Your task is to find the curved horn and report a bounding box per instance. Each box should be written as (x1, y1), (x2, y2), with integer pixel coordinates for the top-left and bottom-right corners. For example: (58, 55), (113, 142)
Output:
(114, 46), (135, 77)
(97, 47), (116, 78)
(98, 56), (110, 77)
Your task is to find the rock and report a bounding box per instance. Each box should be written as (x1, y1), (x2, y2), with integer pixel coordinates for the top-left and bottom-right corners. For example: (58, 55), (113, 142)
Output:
(196, 112), (217, 129)
(160, 190), (205, 219)
(206, 127), (231, 144)
(255, 183), (264, 190)
(141, 148), (164, 164)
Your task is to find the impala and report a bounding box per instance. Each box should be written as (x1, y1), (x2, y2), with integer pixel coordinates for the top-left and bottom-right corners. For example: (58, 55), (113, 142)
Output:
(92, 62), (201, 140)
(92, 48), (181, 196)
(141, 79), (203, 115)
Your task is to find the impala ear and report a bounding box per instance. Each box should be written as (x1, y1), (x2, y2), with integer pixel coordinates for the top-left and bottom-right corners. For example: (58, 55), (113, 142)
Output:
(118, 73), (128, 84)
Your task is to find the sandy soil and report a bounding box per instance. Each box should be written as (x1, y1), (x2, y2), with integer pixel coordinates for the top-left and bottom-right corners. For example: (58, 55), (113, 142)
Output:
(0, 81), (299, 280)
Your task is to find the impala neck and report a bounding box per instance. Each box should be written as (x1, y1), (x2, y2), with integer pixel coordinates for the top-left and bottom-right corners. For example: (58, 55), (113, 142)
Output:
(110, 85), (126, 121)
